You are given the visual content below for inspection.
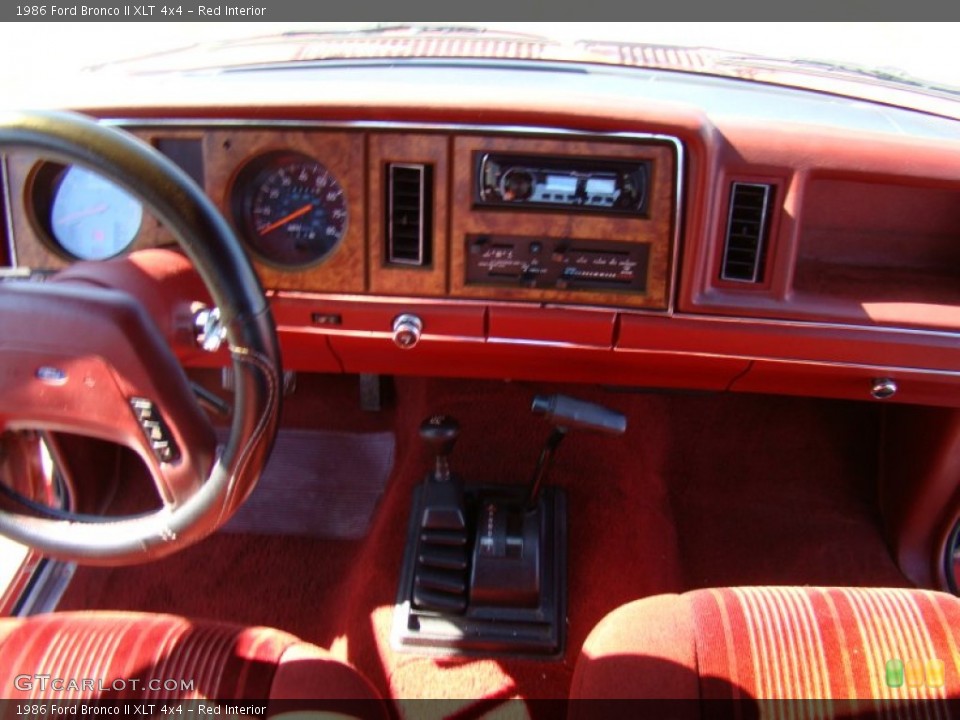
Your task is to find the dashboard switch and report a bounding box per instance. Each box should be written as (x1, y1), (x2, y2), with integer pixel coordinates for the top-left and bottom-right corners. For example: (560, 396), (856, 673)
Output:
(129, 397), (180, 464)
(392, 313), (423, 349)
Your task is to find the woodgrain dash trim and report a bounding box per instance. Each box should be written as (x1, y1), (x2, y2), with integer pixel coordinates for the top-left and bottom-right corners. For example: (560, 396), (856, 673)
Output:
(205, 128), (367, 294)
(450, 134), (676, 309)
(368, 133), (449, 297)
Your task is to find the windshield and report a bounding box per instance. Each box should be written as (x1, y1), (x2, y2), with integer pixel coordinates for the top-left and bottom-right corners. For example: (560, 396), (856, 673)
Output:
(1, 22), (958, 104)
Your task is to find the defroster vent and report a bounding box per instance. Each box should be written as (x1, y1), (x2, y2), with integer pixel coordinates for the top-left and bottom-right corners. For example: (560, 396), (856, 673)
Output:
(721, 182), (775, 283)
(387, 163), (433, 267)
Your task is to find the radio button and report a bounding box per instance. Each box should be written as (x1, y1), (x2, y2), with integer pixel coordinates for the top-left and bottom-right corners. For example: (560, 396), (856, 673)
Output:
(469, 237), (489, 254)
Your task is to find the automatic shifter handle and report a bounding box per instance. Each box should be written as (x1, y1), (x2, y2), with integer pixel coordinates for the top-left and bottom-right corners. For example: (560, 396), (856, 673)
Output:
(420, 415), (460, 482)
(526, 395), (627, 509)
(531, 394), (627, 435)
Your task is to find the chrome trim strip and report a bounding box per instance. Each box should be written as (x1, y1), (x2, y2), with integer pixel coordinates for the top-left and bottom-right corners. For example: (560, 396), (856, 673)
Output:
(613, 346), (960, 377)
(1, 155), (18, 267)
(487, 336), (609, 350)
(670, 139), (684, 315)
(277, 321), (960, 377)
(14, 559), (75, 616)
(103, 118), (679, 142)
(270, 289), (960, 341)
(277, 325), (484, 344)
(662, 310), (960, 341)
(271, 289), (631, 315)
(273, 290), (493, 307)
(729, 356), (960, 380)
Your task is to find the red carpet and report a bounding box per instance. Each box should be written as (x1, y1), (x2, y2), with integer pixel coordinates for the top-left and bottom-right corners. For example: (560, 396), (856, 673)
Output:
(57, 375), (908, 709)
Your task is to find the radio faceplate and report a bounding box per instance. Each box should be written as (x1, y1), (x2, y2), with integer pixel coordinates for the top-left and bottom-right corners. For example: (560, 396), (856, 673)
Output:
(476, 153), (649, 216)
(452, 134), (676, 309)
(466, 234), (650, 293)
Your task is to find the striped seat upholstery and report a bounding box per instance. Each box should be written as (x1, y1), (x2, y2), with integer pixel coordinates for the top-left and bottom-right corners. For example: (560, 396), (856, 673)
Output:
(0, 612), (383, 713)
(572, 587), (960, 708)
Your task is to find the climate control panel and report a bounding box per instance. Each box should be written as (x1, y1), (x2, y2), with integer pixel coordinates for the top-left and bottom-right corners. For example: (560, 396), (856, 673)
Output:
(465, 234), (649, 293)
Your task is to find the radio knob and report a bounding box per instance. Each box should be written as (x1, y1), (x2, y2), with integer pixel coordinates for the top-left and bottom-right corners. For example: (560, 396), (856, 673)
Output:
(392, 314), (423, 349)
(502, 169), (534, 201)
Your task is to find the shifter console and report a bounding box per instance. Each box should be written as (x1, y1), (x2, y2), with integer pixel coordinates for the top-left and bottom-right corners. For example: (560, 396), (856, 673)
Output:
(392, 394), (626, 657)
(470, 497), (543, 607)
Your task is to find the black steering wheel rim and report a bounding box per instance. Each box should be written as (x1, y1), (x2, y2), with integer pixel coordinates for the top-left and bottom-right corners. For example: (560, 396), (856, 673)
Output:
(0, 109), (282, 564)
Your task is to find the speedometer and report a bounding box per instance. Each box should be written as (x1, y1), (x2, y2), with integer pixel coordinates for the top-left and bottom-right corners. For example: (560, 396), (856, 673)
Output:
(232, 152), (348, 267)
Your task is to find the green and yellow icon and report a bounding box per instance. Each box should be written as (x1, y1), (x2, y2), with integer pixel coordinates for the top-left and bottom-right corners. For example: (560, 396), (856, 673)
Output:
(885, 658), (945, 689)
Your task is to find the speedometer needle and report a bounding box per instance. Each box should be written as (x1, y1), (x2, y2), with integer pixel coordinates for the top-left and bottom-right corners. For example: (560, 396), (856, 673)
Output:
(258, 203), (314, 236)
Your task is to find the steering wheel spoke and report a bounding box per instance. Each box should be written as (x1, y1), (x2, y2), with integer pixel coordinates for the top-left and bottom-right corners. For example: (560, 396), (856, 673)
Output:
(0, 110), (281, 564)
(0, 280), (217, 506)
(127, 397), (203, 508)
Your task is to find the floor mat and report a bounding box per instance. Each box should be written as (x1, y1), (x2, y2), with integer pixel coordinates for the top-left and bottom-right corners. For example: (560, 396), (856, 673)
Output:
(222, 428), (395, 540)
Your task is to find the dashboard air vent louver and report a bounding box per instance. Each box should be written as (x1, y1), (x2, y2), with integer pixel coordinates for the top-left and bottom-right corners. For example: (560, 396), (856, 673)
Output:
(387, 163), (433, 267)
(721, 182), (774, 283)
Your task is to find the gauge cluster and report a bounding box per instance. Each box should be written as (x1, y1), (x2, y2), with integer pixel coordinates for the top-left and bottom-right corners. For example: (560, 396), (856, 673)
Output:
(12, 130), (363, 285)
(9, 126), (670, 306)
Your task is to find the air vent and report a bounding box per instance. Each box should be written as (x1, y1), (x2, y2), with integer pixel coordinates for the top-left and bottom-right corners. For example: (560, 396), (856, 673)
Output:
(387, 163), (433, 267)
(721, 182), (775, 283)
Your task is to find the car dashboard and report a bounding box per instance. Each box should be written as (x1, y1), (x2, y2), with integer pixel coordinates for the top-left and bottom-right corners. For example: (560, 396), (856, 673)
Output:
(6, 63), (960, 400)
(3, 58), (960, 590)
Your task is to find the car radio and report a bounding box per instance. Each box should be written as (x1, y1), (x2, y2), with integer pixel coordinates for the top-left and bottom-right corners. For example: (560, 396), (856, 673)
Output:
(476, 152), (649, 215)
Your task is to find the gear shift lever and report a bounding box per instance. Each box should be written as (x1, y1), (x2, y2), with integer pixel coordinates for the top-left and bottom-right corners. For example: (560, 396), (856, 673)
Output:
(525, 394), (627, 508)
(397, 398), (619, 653)
(420, 415), (459, 483)
(412, 415), (469, 613)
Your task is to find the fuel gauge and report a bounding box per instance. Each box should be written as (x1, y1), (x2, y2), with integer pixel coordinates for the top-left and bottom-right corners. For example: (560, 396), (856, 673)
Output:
(31, 163), (143, 261)
(52, 166), (142, 260)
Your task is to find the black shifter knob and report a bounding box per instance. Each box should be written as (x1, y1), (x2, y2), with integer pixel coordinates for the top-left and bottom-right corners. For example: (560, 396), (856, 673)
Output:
(420, 415), (460, 482)
(420, 415), (460, 455)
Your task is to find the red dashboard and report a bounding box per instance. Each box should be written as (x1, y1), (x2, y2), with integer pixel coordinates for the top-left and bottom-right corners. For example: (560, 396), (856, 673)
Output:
(4, 61), (960, 589)
(6, 113), (960, 409)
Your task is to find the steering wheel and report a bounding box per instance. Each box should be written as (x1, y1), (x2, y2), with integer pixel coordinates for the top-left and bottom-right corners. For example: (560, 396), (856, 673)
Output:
(0, 110), (281, 565)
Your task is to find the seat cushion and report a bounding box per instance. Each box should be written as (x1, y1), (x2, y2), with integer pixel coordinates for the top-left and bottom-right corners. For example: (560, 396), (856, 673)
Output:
(573, 587), (960, 702)
(0, 611), (381, 705)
